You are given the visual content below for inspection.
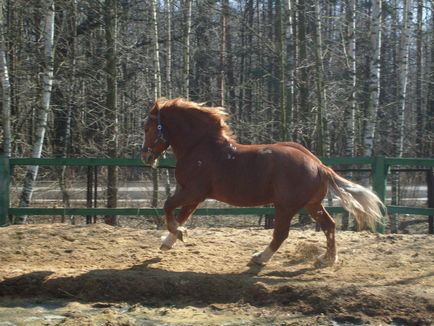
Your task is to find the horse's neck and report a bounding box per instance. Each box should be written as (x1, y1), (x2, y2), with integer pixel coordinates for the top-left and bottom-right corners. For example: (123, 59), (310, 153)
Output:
(167, 112), (229, 159)
(170, 134), (230, 160)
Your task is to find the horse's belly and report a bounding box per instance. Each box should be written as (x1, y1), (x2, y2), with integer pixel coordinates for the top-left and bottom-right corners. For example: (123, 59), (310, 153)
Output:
(209, 178), (273, 207)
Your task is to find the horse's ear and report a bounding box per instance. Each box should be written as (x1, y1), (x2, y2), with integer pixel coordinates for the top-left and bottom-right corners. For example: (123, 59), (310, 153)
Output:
(156, 97), (169, 108)
(148, 97), (169, 116)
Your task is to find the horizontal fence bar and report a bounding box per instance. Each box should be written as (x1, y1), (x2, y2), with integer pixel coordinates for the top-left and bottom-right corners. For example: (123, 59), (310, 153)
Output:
(384, 157), (434, 167)
(10, 157), (176, 168)
(387, 206), (434, 216)
(5, 156), (434, 224)
(10, 206), (433, 217)
(320, 156), (374, 165)
(10, 156), (380, 169)
(8, 206), (351, 216)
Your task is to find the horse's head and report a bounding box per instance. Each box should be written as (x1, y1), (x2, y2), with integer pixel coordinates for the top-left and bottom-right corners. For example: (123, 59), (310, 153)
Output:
(142, 106), (169, 165)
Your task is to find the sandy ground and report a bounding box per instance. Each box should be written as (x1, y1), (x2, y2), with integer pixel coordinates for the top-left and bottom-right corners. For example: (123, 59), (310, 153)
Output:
(0, 224), (432, 325)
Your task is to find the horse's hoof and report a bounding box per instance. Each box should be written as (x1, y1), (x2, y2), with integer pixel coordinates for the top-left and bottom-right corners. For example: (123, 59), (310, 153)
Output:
(177, 227), (187, 242)
(250, 252), (267, 265)
(314, 253), (338, 267)
(160, 243), (172, 251)
(160, 233), (177, 251)
(250, 246), (274, 265)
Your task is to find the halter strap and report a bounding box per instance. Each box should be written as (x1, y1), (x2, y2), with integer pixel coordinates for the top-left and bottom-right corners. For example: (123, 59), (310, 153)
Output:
(156, 109), (166, 143)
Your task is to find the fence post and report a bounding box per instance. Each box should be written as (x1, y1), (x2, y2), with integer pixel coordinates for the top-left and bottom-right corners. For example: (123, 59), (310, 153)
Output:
(372, 156), (388, 233)
(0, 154), (11, 226)
(427, 168), (434, 234)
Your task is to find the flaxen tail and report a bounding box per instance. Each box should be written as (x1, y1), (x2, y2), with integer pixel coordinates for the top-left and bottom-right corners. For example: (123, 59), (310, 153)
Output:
(322, 167), (386, 231)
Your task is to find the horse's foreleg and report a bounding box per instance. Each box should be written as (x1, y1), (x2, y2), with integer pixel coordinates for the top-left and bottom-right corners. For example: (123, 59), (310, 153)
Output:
(251, 207), (296, 265)
(160, 191), (201, 251)
(306, 204), (337, 266)
(177, 204), (199, 225)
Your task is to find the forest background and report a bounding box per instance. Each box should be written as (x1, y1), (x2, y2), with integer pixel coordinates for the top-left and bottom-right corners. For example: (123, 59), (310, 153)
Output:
(0, 0), (433, 225)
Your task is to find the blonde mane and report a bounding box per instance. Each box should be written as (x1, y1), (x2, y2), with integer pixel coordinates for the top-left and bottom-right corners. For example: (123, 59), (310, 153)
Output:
(151, 98), (234, 139)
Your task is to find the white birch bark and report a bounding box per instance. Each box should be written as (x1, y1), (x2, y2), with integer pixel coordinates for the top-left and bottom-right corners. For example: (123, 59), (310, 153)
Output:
(17, 0), (55, 224)
(151, 0), (161, 99)
(0, 0), (11, 157)
(183, 0), (192, 99)
(344, 0), (356, 157)
(396, 0), (412, 157)
(363, 0), (382, 156)
(165, 0), (172, 98)
(391, 0), (412, 233)
(286, 0), (294, 141)
(313, 0), (329, 156)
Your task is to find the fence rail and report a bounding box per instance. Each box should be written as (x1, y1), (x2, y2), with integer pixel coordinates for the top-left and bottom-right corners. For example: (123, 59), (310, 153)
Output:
(1, 155), (433, 233)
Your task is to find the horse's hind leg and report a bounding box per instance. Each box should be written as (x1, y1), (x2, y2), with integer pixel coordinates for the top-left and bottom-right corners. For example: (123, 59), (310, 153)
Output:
(306, 203), (337, 266)
(251, 206), (297, 265)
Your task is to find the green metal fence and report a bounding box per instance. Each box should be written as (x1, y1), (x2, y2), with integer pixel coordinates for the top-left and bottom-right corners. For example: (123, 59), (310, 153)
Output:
(1, 155), (433, 232)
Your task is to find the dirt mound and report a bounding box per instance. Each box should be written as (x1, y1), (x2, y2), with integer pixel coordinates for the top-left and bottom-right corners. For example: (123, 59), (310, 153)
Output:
(0, 224), (433, 325)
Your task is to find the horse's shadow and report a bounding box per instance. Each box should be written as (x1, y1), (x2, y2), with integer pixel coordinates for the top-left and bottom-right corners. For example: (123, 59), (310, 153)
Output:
(0, 257), (316, 307)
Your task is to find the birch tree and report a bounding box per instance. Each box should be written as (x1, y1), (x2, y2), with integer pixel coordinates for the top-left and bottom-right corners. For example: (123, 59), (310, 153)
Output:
(428, 0), (434, 157)
(0, 0), (11, 157)
(395, 0), (412, 157)
(16, 0), (55, 224)
(104, 0), (118, 226)
(313, 0), (328, 155)
(344, 0), (357, 157)
(363, 0), (382, 156)
(183, 0), (192, 99)
(415, 0), (423, 155)
(285, 0), (295, 141)
(277, 0), (288, 141)
(165, 0), (172, 98)
(390, 0), (412, 233)
(151, 0), (161, 100)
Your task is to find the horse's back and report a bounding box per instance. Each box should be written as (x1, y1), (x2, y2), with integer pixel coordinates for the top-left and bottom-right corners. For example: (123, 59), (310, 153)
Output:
(207, 142), (324, 207)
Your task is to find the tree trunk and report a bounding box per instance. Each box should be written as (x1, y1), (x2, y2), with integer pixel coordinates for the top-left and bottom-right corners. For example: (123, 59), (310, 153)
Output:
(0, 0), (11, 157)
(296, 0), (309, 147)
(277, 0), (288, 141)
(428, 0), (434, 157)
(391, 0), (412, 233)
(415, 0), (423, 155)
(183, 0), (192, 99)
(223, 0), (236, 112)
(363, 0), (382, 156)
(104, 0), (118, 226)
(165, 0), (172, 98)
(219, 0), (227, 106)
(341, 0), (357, 230)
(313, 0), (328, 156)
(285, 0), (295, 142)
(151, 0), (161, 99)
(344, 0), (356, 157)
(395, 0), (412, 157)
(16, 0), (55, 224)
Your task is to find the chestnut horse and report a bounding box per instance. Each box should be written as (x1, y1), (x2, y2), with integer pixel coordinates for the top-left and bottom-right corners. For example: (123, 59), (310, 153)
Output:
(142, 98), (385, 266)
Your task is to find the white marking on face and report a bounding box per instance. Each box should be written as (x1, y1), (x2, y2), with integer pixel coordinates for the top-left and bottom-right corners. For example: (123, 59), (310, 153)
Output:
(197, 160), (202, 167)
